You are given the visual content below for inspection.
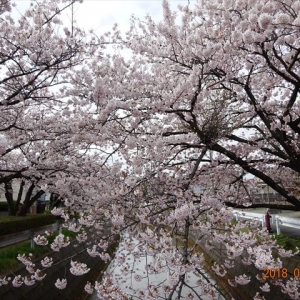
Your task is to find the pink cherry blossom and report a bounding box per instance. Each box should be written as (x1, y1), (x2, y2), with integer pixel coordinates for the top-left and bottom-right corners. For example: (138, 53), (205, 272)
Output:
(2, 0), (300, 298)
(70, 260), (90, 276)
(55, 278), (67, 290)
(84, 281), (94, 294)
(12, 276), (23, 288)
(0, 277), (11, 286)
(40, 256), (53, 268)
(33, 235), (48, 246)
(34, 270), (46, 281)
(260, 283), (270, 292)
(235, 274), (251, 285)
(24, 276), (35, 286)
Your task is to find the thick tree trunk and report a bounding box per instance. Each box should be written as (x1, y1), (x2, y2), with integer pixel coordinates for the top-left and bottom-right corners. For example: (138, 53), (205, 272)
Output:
(16, 180), (25, 208)
(4, 182), (16, 215)
(50, 193), (62, 209)
(18, 184), (44, 216)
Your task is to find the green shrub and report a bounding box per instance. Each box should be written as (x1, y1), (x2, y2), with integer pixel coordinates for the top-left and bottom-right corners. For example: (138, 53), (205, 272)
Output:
(274, 234), (300, 251)
(0, 214), (56, 236)
(0, 202), (10, 212)
(0, 201), (23, 212)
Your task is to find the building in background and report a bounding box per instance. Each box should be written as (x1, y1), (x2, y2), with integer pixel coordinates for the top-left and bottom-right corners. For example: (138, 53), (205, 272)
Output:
(252, 182), (286, 206)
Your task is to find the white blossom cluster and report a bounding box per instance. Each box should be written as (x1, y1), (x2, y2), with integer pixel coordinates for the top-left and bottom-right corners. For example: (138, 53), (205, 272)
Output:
(50, 234), (70, 252)
(70, 260), (90, 276)
(41, 256), (53, 268)
(9, 269), (46, 288)
(94, 277), (128, 300)
(0, 277), (11, 287)
(33, 235), (49, 246)
(55, 278), (67, 290)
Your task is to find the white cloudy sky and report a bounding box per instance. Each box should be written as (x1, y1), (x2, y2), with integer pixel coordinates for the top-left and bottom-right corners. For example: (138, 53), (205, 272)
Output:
(14, 0), (194, 34)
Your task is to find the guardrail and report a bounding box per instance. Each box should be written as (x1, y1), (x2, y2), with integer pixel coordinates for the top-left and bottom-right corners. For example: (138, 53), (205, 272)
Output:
(232, 210), (300, 235)
(233, 210), (266, 226)
(274, 216), (300, 234)
(0, 223), (59, 248)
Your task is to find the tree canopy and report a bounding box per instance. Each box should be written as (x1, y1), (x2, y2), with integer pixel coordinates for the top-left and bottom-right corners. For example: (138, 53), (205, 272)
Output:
(1, 0), (300, 299)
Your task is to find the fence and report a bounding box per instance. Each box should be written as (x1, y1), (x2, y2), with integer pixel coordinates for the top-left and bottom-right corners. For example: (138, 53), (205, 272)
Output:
(0, 223), (59, 248)
(233, 210), (266, 225)
(232, 210), (300, 235)
(274, 216), (300, 234)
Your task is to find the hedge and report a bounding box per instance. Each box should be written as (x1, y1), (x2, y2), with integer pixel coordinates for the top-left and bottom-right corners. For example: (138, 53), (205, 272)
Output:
(0, 201), (21, 212)
(0, 202), (10, 212)
(0, 214), (56, 236)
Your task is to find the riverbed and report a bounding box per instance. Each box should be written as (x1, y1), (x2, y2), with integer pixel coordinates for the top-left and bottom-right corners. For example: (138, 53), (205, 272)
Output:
(90, 236), (225, 299)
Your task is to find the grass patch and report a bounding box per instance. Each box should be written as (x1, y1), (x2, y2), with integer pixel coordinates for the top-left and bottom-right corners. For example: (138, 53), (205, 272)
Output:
(61, 228), (78, 239)
(0, 229), (77, 276)
(231, 219), (238, 225)
(274, 234), (300, 251)
(0, 241), (50, 276)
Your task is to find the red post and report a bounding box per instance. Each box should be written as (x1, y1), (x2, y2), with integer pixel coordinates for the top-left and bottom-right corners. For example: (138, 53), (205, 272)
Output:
(265, 211), (272, 232)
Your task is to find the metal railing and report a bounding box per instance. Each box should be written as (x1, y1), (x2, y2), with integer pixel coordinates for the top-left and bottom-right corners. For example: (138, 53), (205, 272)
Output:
(0, 223), (58, 248)
(233, 210), (266, 226)
(232, 210), (300, 235)
(274, 216), (300, 234)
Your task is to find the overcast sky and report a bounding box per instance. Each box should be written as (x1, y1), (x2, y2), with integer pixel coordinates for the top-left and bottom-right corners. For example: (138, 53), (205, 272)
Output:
(14, 0), (194, 35)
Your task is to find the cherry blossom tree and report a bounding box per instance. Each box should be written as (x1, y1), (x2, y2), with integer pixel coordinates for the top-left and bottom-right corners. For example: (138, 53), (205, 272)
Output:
(95, 0), (300, 209)
(3, 179), (45, 216)
(1, 0), (300, 299)
(69, 0), (299, 298)
(0, 0), (104, 213)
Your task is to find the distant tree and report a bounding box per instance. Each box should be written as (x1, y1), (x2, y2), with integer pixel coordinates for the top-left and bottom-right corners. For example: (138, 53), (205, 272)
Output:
(0, 0), (103, 214)
(3, 179), (44, 216)
(0, 0), (100, 184)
